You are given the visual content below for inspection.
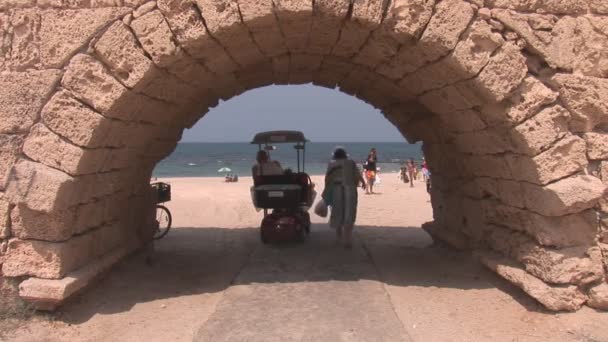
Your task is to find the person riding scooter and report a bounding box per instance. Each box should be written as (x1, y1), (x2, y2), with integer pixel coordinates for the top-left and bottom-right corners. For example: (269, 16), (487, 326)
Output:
(252, 150), (284, 182)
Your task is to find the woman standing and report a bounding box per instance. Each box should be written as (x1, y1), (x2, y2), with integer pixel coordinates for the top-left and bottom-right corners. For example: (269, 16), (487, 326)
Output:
(406, 159), (416, 188)
(324, 147), (366, 249)
(363, 148), (378, 194)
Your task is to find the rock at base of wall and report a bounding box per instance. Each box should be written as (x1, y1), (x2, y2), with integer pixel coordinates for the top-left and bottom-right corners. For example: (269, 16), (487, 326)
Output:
(422, 222), (471, 250)
(588, 283), (608, 310)
(478, 251), (587, 311)
(18, 244), (135, 311)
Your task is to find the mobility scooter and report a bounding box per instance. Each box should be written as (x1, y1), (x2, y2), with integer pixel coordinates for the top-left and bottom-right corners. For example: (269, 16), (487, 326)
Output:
(250, 131), (315, 243)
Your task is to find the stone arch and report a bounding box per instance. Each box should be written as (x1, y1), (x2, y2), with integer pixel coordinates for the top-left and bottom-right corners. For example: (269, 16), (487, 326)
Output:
(1, 0), (608, 312)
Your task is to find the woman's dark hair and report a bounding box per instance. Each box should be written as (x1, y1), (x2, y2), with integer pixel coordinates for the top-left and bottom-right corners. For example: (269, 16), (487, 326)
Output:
(333, 147), (347, 159)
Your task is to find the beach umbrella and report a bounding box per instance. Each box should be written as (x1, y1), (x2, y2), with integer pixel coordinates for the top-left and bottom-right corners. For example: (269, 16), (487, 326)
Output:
(218, 167), (232, 173)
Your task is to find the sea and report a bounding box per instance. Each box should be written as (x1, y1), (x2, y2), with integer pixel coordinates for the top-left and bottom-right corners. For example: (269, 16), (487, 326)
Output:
(153, 142), (424, 178)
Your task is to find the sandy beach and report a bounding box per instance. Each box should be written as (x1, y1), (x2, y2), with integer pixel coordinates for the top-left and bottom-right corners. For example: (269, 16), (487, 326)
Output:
(4, 175), (608, 341)
(158, 174), (433, 230)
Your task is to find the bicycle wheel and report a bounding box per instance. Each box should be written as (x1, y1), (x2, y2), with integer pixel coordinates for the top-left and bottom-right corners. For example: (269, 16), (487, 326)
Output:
(154, 205), (172, 240)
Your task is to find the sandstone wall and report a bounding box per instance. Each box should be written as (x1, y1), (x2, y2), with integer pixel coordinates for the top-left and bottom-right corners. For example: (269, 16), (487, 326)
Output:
(0, 0), (607, 312)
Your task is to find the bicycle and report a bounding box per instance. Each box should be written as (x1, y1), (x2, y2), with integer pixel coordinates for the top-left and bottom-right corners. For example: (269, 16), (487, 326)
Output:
(151, 182), (172, 240)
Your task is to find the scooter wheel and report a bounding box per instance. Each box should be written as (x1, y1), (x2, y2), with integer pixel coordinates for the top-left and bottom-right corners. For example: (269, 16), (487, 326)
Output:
(260, 229), (269, 244)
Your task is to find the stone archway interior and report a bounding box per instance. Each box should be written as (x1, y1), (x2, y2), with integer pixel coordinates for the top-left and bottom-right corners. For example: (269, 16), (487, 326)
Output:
(1, 0), (608, 312)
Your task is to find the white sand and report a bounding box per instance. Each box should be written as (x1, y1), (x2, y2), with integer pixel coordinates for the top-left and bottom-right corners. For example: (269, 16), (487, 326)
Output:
(156, 173), (434, 230)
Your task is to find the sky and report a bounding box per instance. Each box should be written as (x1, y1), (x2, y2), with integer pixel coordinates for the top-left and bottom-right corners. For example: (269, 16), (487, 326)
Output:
(181, 84), (406, 143)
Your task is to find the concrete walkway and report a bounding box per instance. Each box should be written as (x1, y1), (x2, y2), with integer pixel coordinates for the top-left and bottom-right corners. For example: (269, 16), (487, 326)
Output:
(194, 230), (412, 342)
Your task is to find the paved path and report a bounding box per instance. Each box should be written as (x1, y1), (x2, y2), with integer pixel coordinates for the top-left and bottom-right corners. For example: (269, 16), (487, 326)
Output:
(194, 230), (412, 341)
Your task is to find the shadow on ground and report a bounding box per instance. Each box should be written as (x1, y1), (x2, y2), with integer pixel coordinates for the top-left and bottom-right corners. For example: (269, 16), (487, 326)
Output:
(56, 224), (546, 325)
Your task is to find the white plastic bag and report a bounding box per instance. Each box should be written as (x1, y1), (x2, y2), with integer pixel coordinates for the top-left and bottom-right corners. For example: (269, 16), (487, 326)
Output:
(314, 199), (328, 218)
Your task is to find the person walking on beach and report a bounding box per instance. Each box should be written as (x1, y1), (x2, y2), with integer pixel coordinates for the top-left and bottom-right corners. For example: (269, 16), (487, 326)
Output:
(406, 159), (416, 188)
(363, 148), (378, 194)
(421, 157), (429, 183)
(324, 147), (366, 249)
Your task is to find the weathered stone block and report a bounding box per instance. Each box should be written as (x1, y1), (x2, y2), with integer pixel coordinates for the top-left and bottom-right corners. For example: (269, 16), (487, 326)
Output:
(0, 69), (62, 134)
(235, 63), (274, 89)
(512, 105), (571, 156)
(552, 73), (608, 132)
(522, 175), (606, 216)
(195, 0), (266, 67)
(39, 8), (130, 68)
(521, 246), (605, 286)
(0, 193), (9, 239)
(353, 0), (435, 68)
(2, 221), (131, 279)
(488, 0), (588, 14)
(307, 0), (350, 55)
(470, 42), (528, 103)
(584, 132), (608, 160)
(399, 19), (504, 95)
(23, 124), (112, 176)
(487, 205), (597, 248)
(94, 21), (156, 88)
(93, 20), (203, 107)
(479, 252), (587, 312)
(0, 135), (23, 191)
(588, 283), (608, 310)
(8, 9), (41, 70)
(18, 244), (132, 311)
(332, 0), (384, 58)
(41, 91), (123, 148)
(496, 180), (525, 208)
(507, 135), (588, 185)
(130, 9), (217, 90)
(238, 0), (288, 57)
(463, 154), (512, 179)
(11, 204), (76, 241)
(157, 0), (239, 73)
(273, 0), (314, 54)
(481, 76), (559, 126)
(381, 0), (474, 77)
(453, 128), (513, 155)
(493, 11), (608, 78)
(62, 54), (186, 125)
(6, 160), (78, 212)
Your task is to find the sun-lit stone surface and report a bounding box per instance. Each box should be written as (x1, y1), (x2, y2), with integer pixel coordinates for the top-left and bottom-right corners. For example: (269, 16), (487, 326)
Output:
(0, 0), (606, 313)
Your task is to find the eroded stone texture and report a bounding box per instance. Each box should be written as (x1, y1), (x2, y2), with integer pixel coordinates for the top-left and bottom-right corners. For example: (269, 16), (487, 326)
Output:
(2, 221), (132, 279)
(0, 135), (23, 191)
(157, 0), (240, 73)
(398, 19), (505, 95)
(238, 0), (288, 57)
(508, 135), (588, 185)
(41, 91), (127, 148)
(493, 11), (608, 78)
(0, 193), (10, 239)
(273, 0), (314, 54)
(588, 283), (608, 310)
(480, 252), (588, 311)
(379, 0), (474, 78)
(1, 0), (608, 313)
(332, 0), (385, 58)
(584, 133), (608, 160)
(487, 205), (597, 248)
(39, 8), (131, 68)
(522, 175), (606, 217)
(0, 69), (62, 134)
(63, 53), (188, 125)
(353, 0), (435, 68)
(551, 74), (608, 132)
(130, 9), (218, 92)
